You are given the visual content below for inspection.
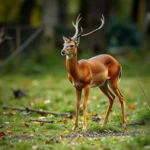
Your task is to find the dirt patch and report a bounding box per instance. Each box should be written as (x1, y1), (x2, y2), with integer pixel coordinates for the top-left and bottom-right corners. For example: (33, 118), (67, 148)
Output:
(2, 131), (149, 142)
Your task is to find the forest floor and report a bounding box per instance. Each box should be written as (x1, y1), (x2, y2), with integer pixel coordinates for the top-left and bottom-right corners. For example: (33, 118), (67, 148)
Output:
(0, 51), (150, 150)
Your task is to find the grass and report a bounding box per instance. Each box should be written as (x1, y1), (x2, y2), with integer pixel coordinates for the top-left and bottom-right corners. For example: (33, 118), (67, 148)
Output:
(0, 49), (150, 150)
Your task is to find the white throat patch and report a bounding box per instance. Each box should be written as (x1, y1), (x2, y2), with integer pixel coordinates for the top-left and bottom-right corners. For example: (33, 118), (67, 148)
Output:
(67, 54), (73, 60)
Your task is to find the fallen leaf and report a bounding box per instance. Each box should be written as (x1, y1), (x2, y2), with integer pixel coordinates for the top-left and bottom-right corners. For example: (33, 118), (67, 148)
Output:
(29, 102), (34, 107)
(58, 119), (68, 124)
(91, 113), (99, 117)
(66, 114), (73, 119)
(9, 144), (14, 148)
(91, 114), (101, 122)
(78, 135), (84, 141)
(24, 123), (29, 128)
(44, 100), (51, 104)
(40, 122), (44, 126)
(128, 104), (135, 110)
(7, 130), (13, 135)
(45, 141), (51, 144)
(11, 110), (16, 115)
(32, 145), (38, 150)
(0, 132), (5, 138)
(59, 135), (64, 140)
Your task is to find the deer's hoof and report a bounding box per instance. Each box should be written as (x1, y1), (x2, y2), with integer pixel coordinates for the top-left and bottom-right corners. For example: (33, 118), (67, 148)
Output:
(82, 125), (87, 131)
(72, 126), (77, 131)
(122, 124), (126, 129)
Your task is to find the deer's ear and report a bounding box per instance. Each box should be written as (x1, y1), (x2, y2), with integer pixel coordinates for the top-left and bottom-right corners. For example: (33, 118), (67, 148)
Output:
(62, 36), (70, 42)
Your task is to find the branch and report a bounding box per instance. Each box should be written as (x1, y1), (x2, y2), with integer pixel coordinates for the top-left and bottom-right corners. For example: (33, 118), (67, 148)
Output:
(2, 105), (70, 117)
(127, 121), (145, 126)
(28, 119), (54, 123)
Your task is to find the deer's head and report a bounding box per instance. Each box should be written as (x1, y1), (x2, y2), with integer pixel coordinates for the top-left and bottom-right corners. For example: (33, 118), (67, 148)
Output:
(61, 14), (105, 58)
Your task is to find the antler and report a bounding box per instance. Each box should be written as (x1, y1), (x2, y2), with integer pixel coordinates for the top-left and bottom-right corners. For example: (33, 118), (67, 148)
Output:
(71, 14), (83, 40)
(71, 14), (105, 42)
(81, 14), (105, 37)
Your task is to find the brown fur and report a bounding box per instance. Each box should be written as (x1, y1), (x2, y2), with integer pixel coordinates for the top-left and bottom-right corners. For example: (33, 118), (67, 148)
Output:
(62, 38), (126, 130)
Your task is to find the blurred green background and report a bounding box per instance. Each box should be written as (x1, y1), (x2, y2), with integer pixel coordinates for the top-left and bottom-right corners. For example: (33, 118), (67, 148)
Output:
(0, 0), (149, 73)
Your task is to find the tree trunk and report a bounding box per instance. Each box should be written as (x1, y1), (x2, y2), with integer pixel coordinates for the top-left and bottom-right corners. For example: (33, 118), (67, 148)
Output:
(20, 0), (35, 25)
(145, 0), (150, 36)
(87, 0), (110, 54)
(131, 0), (140, 23)
(58, 0), (68, 27)
(42, 0), (59, 40)
(145, 0), (150, 48)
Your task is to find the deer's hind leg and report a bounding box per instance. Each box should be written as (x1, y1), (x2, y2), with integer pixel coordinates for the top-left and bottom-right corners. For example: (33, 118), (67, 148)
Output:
(108, 79), (126, 128)
(99, 81), (115, 126)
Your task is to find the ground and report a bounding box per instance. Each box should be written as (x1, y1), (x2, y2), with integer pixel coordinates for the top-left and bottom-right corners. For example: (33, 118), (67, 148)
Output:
(0, 51), (150, 150)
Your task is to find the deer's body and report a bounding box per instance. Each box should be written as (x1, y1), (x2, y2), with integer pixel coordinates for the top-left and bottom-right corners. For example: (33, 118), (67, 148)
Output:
(67, 54), (121, 89)
(61, 14), (126, 130)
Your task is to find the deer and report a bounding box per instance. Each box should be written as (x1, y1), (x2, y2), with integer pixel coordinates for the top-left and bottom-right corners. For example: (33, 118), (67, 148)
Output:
(61, 14), (126, 130)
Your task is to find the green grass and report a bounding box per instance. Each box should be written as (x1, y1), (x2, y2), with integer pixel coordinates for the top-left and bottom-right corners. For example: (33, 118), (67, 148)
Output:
(0, 50), (150, 150)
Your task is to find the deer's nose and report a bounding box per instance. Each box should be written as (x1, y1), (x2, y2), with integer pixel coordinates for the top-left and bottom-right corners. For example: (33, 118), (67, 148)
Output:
(61, 50), (65, 56)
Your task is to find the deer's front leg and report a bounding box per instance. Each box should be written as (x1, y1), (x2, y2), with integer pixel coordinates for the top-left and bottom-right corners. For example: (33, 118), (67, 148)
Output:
(83, 85), (90, 130)
(72, 88), (82, 130)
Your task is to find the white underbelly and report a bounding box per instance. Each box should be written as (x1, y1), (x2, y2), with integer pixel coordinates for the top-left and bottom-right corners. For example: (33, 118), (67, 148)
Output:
(90, 81), (105, 88)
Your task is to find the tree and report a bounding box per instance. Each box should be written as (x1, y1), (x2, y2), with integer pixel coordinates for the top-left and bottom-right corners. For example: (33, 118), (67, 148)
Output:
(20, 0), (35, 25)
(79, 0), (111, 54)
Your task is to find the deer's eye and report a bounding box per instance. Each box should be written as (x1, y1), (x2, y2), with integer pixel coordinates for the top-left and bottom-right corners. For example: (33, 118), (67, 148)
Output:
(70, 45), (74, 48)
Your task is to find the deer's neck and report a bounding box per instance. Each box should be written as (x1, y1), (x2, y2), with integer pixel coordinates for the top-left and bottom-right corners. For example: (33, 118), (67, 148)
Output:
(66, 52), (79, 77)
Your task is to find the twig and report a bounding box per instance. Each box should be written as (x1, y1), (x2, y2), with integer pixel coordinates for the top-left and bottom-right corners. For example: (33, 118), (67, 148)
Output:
(28, 119), (54, 123)
(2, 105), (25, 111)
(127, 121), (145, 126)
(2, 105), (70, 116)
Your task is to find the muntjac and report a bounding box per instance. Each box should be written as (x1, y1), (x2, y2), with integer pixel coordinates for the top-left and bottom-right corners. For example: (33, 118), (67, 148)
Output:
(61, 14), (126, 130)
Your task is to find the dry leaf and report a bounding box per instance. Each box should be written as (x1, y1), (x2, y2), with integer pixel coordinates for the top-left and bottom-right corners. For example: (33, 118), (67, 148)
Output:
(78, 135), (84, 141)
(0, 132), (5, 138)
(91, 114), (101, 122)
(44, 100), (51, 104)
(58, 119), (68, 124)
(45, 141), (51, 144)
(24, 123), (29, 128)
(32, 145), (38, 150)
(11, 110), (16, 115)
(9, 144), (14, 148)
(7, 130), (13, 135)
(40, 122), (44, 126)
(128, 104), (135, 110)
(66, 114), (73, 119)
(91, 113), (99, 117)
(29, 102), (34, 107)
(59, 135), (64, 140)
